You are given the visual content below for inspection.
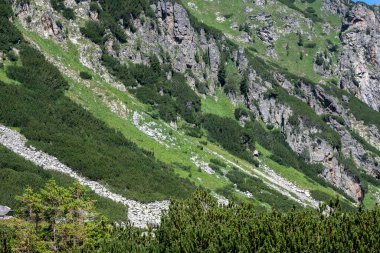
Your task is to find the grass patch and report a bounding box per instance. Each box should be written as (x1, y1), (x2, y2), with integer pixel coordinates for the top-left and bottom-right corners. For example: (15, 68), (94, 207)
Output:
(202, 89), (235, 119)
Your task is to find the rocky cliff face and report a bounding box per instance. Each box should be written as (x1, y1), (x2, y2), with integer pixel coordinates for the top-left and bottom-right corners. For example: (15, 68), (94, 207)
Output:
(322, 0), (351, 16)
(338, 3), (380, 111)
(111, 0), (221, 90)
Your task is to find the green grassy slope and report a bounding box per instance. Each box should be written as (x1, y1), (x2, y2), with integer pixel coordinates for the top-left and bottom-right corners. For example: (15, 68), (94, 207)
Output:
(181, 0), (342, 82)
(15, 23), (356, 210)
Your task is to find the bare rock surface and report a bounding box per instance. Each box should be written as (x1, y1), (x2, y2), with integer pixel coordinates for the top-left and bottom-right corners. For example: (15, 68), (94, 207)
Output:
(339, 3), (380, 111)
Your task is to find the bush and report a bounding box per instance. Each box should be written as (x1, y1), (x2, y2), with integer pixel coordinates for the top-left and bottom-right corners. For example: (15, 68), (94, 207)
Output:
(89, 1), (101, 12)
(184, 126), (203, 138)
(209, 163), (223, 174)
(210, 158), (226, 168)
(310, 190), (333, 202)
(226, 170), (299, 210)
(202, 114), (255, 163)
(315, 53), (324, 66)
(305, 7), (315, 13)
(234, 107), (253, 121)
(80, 21), (105, 44)
(50, 0), (75, 20)
(305, 42), (316, 48)
(6, 50), (18, 62)
(62, 7), (75, 20)
(79, 71), (92, 80)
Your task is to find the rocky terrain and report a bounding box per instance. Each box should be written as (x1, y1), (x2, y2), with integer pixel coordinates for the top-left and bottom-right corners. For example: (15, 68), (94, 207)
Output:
(338, 3), (380, 111)
(1, 0), (380, 222)
(0, 125), (169, 228)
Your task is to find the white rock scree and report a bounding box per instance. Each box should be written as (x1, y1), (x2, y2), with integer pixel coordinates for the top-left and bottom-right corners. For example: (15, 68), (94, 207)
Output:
(0, 124), (169, 228)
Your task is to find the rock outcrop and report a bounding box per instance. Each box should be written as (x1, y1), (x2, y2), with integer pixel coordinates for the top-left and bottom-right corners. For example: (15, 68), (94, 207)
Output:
(322, 0), (351, 16)
(339, 3), (380, 111)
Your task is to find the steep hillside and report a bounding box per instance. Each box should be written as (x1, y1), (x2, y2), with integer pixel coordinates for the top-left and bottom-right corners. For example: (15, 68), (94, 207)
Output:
(1, 0), (380, 228)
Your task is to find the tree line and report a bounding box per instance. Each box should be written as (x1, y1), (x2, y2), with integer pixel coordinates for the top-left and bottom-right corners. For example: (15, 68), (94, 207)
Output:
(1, 185), (380, 252)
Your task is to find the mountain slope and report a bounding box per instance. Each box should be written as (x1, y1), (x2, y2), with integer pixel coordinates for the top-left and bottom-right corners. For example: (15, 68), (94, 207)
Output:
(1, 0), (380, 223)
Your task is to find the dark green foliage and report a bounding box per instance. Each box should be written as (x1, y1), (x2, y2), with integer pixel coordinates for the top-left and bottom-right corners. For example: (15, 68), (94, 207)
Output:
(0, 222), (13, 253)
(202, 114), (255, 163)
(327, 39), (339, 53)
(89, 1), (101, 12)
(0, 0), (12, 19)
(50, 0), (75, 20)
(310, 190), (333, 202)
(277, 0), (322, 22)
(97, 0), (153, 34)
(131, 63), (160, 86)
(79, 71), (92, 80)
(0, 145), (128, 221)
(240, 73), (249, 97)
(305, 7), (315, 13)
(6, 50), (18, 62)
(315, 53), (324, 66)
(234, 107), (251, 121)
(305, 42), (316, 48)
(149, 54), (161, 74)
(102, 51), (201, 124)
(101, 53), (136, 85)
(99, 12), (128, 43)
(347, 97), (380, 130)
(215, 185), (240, 203)
(195, 80), (208, 94)
(62, 7), (75, 20)
(297, 32), (304, 47)
(6, 45), (68, 96)
(183, 125), (203, 138)
(209, 163), (223, 174)
(217, 62), (226, 86)
(80, 21), (105, 44)
(152, 191), (374, 252)
(210, 158), (226, 168)
(0, 40), (195, 202)
(226, 170), (299, 210)
(3, 190), (380, 252)
(171, 74), (201, 124)
(0, 10), (22, 52)
(99, 0), (152, 20)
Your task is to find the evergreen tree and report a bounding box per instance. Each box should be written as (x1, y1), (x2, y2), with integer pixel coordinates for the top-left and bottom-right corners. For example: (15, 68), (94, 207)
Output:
(11, 180), (110, 252)
(217, 63), (226, 86)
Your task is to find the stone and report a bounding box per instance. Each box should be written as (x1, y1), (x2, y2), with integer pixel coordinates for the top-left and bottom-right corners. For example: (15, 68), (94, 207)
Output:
(0, 206), (11, 216)
(256, 26), (278, 43)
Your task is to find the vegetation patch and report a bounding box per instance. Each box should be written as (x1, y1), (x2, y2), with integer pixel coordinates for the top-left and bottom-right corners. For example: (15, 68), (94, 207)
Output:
(0, 37), (195, 202)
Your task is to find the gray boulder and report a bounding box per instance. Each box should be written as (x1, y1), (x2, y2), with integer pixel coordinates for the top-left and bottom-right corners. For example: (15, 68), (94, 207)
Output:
(0, 205), (11, 216)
